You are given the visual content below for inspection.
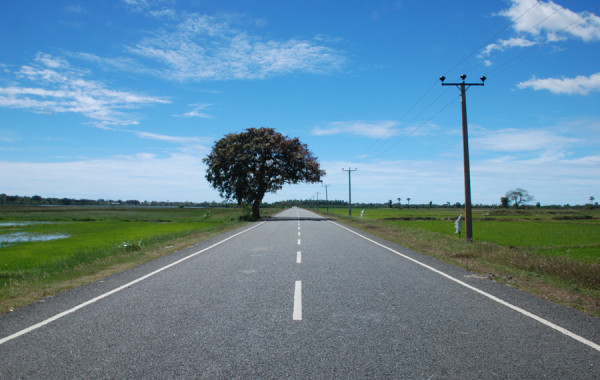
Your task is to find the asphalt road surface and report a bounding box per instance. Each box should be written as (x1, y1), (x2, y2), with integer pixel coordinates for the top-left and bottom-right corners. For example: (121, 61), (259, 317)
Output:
(1, 207), (599, 378)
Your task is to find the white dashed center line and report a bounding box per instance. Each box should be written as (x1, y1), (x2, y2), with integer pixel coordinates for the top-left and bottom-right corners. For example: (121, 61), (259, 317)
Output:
(296, 251), (302, 264)
(293, 280), (302, 320)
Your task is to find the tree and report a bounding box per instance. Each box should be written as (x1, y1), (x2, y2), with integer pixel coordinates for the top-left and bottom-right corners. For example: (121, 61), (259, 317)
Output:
(500, 196), (509, 208)
(203, 127), (324, 219)
(505, 188), (534, 208)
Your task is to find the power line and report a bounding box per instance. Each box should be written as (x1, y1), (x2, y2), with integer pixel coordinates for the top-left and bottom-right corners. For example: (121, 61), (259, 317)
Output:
(361, 1), (548, 159)
(443, 0), (542, 78)
(485, 3), (600, 78)
(360, 80), (439, 157)
(377, 94), (459, 157)
(362, 1), (596, 163)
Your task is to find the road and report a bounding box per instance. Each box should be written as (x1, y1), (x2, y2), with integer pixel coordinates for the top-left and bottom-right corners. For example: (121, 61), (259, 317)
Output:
(1, 207), (599, 378)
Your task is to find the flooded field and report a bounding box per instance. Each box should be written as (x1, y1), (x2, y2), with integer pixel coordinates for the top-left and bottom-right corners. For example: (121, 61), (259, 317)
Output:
(0, 232), (70, 246)
(0, 221), (55, 227)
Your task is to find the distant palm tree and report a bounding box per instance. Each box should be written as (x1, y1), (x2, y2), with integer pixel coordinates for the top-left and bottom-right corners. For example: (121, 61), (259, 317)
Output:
(407, 198), (411, 207)
(397, 198), (401, 208)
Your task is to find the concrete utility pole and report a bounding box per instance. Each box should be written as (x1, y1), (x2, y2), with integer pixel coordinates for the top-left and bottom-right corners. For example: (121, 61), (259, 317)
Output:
(322, 184), (330, 213)
(342, 168), (357, 216)
(440, 74), (485, 242)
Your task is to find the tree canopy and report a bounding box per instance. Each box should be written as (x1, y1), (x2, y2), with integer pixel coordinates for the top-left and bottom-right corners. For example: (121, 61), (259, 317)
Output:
(203, 127), (325, 218)
(505, 188), (535, 208)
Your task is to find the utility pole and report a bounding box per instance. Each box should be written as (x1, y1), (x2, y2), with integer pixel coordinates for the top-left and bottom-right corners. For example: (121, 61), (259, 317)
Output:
(440, 74), (485, 242)
(315, 192), (320, 210)
(342, 167), (357, 216)
(322, 184), (330, 213)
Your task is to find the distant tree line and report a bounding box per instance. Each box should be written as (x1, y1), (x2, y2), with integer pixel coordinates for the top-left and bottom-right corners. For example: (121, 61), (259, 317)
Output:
(1, 193), (595, 210)
(0, 194), (237, 208)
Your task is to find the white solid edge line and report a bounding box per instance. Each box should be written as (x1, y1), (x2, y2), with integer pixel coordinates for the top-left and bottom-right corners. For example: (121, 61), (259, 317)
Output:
(0, 221), (267, 346)
(293, 280), (302, 320)
(329, 220), (600, 352)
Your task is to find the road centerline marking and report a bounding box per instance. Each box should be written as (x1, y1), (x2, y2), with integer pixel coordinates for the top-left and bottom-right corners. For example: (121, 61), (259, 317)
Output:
(329, 220), (600, 352)
(296, 251), (302, 264)
(293, 280), (302, 321)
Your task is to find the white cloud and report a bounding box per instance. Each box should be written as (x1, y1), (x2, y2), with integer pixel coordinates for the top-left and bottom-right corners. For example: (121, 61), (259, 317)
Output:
(501, 0), (600, 41)
(174, 103), (213, 118)
(471, 128), (580, 152)
(127, 129), (210, 146)
(480, 37), (537, 57)
(0, 53), (170, 126)
(311, 120), (400, 138)
(126, 13), (346, 81)
(481, 1), (600, 62)
(518, 72), (600, 95)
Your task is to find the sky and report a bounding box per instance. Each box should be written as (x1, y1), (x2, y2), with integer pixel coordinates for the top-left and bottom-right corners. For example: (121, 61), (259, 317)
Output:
(1, 0), (599, 206)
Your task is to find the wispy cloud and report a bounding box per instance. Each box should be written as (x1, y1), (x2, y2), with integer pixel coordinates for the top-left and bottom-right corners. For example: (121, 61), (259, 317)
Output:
(68, 52), (156, 77)
(127, 129), (210, 145)
(518, 72), (600, 95)
(471, 127), (580, 152)
(0, 53), (169, 127)
(174, 103), (213, 118)
(480, 37), (536, 56)
(128, 13), (345, 81)
(311, 120), (400, 138)
(86, 6), (346, 82)
(65, 5), (87, 14)
(69, 5), (346, 82)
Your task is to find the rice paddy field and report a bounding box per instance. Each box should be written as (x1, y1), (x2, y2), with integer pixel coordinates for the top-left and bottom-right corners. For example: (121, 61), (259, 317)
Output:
(0, 206), (250, 311)
(326, 207), (600, 262)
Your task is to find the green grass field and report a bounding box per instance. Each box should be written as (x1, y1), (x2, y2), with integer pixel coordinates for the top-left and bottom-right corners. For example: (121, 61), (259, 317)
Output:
(326, 207), (600, 262)
(0, 206), (242, 287)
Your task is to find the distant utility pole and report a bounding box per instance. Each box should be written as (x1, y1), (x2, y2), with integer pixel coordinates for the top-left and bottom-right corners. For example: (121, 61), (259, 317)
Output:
(342, 167), (357, 216)
(322, 184), (330, 213)
(315, 192), (320, 210)
(440, 74), (486, 242)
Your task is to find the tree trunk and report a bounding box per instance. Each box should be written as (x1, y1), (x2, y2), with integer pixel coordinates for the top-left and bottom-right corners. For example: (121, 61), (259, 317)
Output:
(252, 198), (262, 219)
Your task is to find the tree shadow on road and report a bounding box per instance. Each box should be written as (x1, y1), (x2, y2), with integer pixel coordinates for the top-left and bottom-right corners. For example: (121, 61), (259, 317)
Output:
(263, 216), (332, 222)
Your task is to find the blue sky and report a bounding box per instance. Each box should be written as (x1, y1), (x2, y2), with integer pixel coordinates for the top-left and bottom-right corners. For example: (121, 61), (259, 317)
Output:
(1, 0), (599, 206)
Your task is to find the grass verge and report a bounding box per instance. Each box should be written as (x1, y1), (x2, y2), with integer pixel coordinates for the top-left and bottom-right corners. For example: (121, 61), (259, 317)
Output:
(319, 211), (600, 319)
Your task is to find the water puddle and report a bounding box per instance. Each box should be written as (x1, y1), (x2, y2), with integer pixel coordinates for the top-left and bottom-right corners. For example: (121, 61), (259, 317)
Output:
(0, 232), (70, 247)
(0, 221), (56, 227)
